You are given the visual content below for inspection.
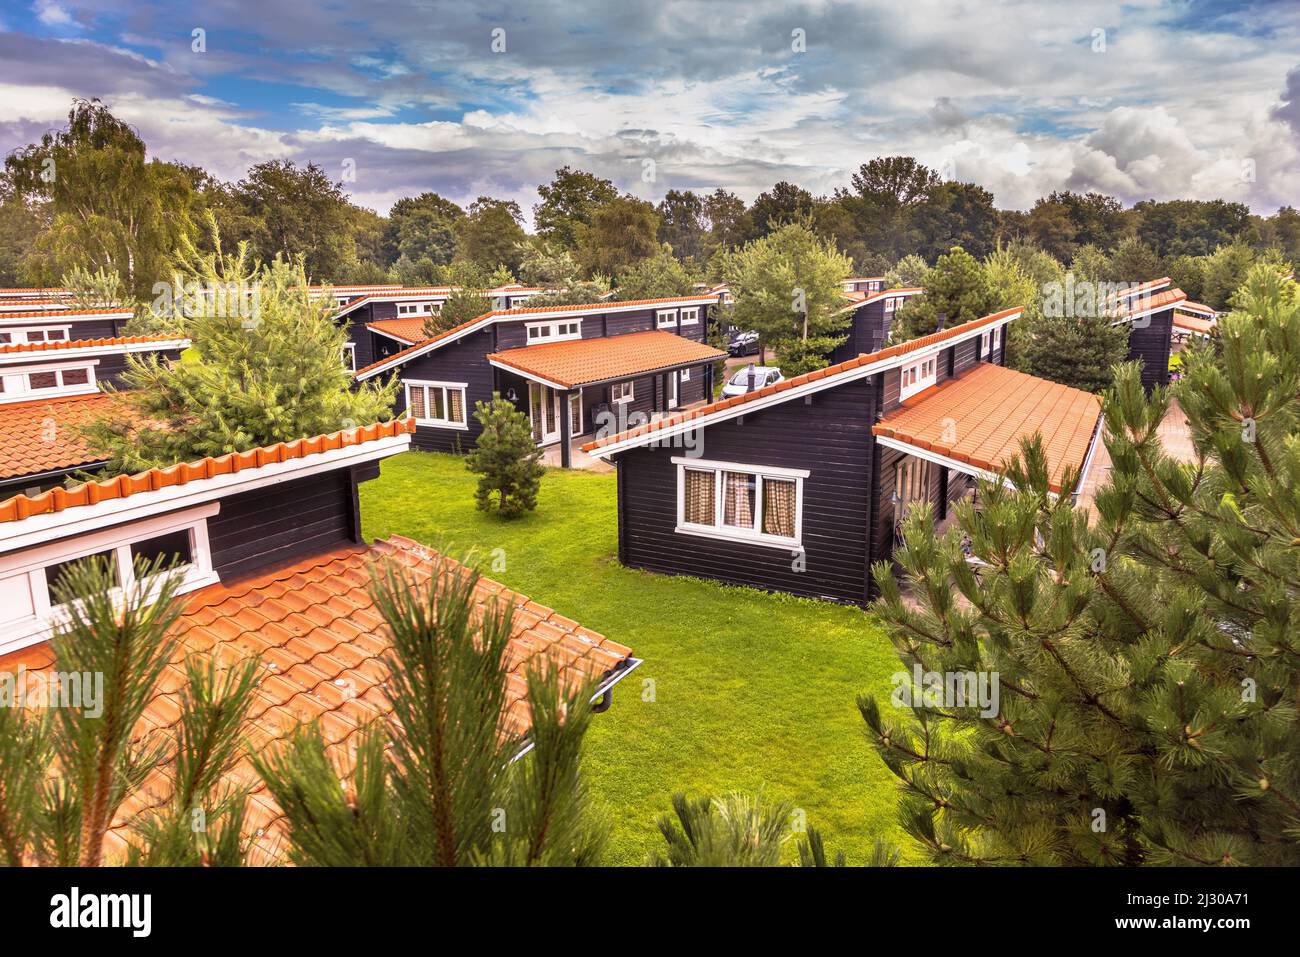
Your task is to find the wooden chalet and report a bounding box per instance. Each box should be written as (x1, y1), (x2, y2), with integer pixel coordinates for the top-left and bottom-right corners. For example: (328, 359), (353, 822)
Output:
(582, 307), (1104, 605)
(352, 295), (726, 467)
(0, 417), (638, 862)
(1105, 277), (1190, 390)
(830, 286), (926, 360)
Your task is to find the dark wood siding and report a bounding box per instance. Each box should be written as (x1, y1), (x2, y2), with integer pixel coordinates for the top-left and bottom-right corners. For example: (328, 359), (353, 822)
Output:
(616, 376), (877, 604)
(208, 468), (360, 580)
(391, 329), (496, 453)
(1125, 308), (1174, 390)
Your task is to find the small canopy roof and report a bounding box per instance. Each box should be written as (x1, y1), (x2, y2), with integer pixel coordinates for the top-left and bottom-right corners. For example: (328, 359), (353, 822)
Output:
(873, 363), (1102, 494)
(488, 329), (724, 390)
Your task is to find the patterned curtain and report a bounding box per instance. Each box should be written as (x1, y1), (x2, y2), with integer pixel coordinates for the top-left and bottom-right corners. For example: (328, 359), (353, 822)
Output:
(449, 388), (464, 424)
(430, 387), (446, 421)
(684, 469), (715, 525)
(762, 479), (796, 537)
(722, 472), (755, 529)
(409, 386), (426, 419)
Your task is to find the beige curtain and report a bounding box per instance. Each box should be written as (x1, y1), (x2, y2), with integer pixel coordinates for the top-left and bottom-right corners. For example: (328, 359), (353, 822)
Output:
(409, 386), (426, 419)
(684, 469), (715, 525)
(449, 388), (465, 424)
(762, 479), (796, 537)
(722, 472), (755, 529)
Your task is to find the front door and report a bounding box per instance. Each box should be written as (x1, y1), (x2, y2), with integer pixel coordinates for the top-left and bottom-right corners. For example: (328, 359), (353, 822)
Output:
(667, 371), (679, 409)
(894, 456), (932, 545)
(529, 382), (563, 445)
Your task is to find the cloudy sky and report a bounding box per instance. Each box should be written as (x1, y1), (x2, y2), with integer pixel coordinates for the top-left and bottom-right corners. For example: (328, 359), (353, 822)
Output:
(2, 0), (1298, 223)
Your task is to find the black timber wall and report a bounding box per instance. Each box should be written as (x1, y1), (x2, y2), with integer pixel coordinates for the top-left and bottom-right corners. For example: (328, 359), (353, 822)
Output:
(1125, 308), (1173, 390)
(615, 375), (877, 605)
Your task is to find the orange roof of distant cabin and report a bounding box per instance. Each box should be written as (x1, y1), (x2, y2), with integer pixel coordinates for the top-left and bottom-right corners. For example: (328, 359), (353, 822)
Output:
(488, 329), (725, 389)
(0, 307), (132, 322)
(0, 417), (415, 523)
(873, 363), (1101, 493)
(366, 317), (428, 343)
(0, 536), (635, 864)
(0, 334), (181, 357)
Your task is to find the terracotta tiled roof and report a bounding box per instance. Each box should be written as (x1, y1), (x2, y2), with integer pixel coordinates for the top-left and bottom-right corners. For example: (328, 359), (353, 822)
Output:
(833, 286), (924, 315)
(0, 287), (68, 296)
(873, 363), (1101, 493)
(488, 330), (725, 389)
(1173, 312), (1216, 336)
(1105, 277), (1171, 302)
(366, 317), (428, 343)
(1118, 287), (1187, 317)
(1178, 300), (1217, 317)
(0, 308), (131, 321)
(0, 536), (635, 864)
(353, 294), (719, 380)
(0, 417), (415, 524)
(0, 334), (181, 357)
(583, 306), (1022, 452)
(0, 300), (74, 310)
(0, 393), (120, 482)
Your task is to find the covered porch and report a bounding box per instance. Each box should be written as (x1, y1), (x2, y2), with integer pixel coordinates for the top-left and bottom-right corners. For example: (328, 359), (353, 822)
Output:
(487, 329), (725, 468)
(873, 363), (1105, 556)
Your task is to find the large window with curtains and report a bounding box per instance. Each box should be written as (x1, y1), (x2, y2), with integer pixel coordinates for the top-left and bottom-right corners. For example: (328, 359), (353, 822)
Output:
(673, 456), (808, 548)
(404, 379), (468, 429)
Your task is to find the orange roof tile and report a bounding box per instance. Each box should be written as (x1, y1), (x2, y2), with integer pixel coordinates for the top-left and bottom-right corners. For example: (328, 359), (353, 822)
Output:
(873, 363), (1101, 493)
(1178, 300), (1217, 317)
(0, 417), (415, 523)
(0, 536), (635, 864)
(1119, 287), (1187, 317)
(1173, 312), (1216, 335)
(0, 308), (132, 322)
(0, 393), (121, 482)
(1105, 277), (1171, 302)
(583, 306), (1022, 452)
(488, 330), (725, 389)
(0, 334), (181, 356)
(366, 317), (427, 343)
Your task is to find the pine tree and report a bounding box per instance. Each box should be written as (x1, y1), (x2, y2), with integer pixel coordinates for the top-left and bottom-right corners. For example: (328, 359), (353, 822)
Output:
(82, 245), (396, 474)
(648, 793), (858, 866)
(892, 246), (999, 342)
(465, 394), (545, 517)
(61, 264), (127, 309)
(253, 555), (606, 865)
(0, 556), (258, 865)
(862, 265), (1300, 865)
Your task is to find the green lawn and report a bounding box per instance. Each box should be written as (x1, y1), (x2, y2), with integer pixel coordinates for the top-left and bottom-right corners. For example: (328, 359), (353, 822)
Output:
(360, 450), (909, 865)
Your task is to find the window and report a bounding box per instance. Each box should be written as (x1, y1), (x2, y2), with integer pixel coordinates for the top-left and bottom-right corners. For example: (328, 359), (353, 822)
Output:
(980, 331), (990, 358)
(525, 319), (581, 342)
(0, 326), (71, 344)
(342, 343), (356, 372)
(28, 371), (57, 390)
(674, 457), (807, 548)
(899, 353), (938, 400)
(656, 309), (677, 328)
(612, 380), (634, 403)
(0, 508), (217, 643)
(396, 302), (433, 316)
(60, 368), (89, 387)
(884, 297), (897, 313)
(405, 380), (468, 428)
(679, 307), (699, 326)
(680, 367), (691, 382)
(1, 362), (98, 402)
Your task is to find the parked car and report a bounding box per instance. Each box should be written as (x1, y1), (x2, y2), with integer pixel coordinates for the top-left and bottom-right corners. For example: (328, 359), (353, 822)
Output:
(727, 330), (760, 356)
(720, 365), (783, 398)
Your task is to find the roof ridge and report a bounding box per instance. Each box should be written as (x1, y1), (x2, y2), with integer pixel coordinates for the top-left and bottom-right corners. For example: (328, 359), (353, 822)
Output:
(0, 334), (185, 356)
(0, 417), (415, 524)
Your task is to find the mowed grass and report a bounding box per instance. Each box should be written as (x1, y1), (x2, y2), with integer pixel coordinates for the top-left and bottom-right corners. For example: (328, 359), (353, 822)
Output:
(361, 450), (909, 865)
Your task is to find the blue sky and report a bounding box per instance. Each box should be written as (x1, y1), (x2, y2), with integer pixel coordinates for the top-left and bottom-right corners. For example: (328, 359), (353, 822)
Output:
(1, 0), (1298, 222)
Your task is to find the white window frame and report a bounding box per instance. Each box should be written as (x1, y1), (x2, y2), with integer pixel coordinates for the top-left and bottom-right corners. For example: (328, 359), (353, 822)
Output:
(0, 325), (73, 345)
(884, 298), (897, 313)
(612, 380), (634, 404)
(672, 456), (808, 550)
(0, 504), (219, 647)
(404, 378), (469, 430)
(680, 367), (691, 382)
(656, 309), (678, 328)
(679, 307), (699, 326)
(525, 319), (582, 343)
(899, 351), (939, 401)
(0, 360), (99, 404)
(396, 301), (433, 317)
(342, 342), (356, 372)
(980, 331), (991, 358)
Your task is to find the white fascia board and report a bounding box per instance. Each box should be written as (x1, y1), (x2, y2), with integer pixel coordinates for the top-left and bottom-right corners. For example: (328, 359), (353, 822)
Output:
(485, 359), (569, 391)
(0, 433), (411, 555)
(0, 339), (189, 365)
